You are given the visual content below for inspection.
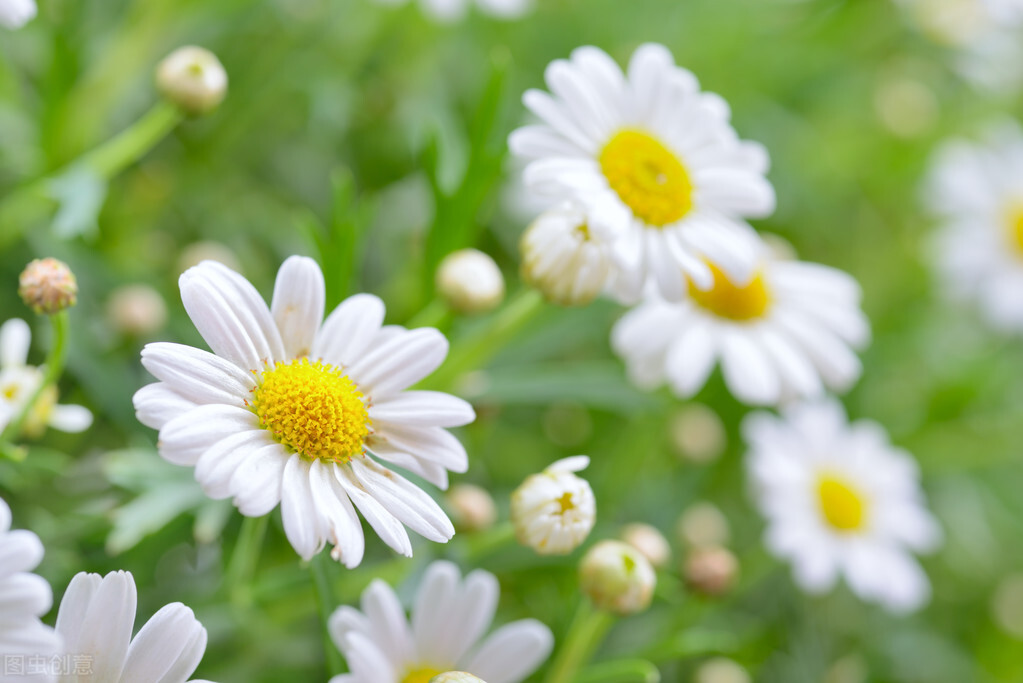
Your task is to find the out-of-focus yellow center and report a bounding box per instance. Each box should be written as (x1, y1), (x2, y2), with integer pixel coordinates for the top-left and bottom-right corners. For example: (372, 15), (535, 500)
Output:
(251, 358), (369, 464)
(599, 129), (693, 227)
(1, 384), (16, 400)
(817, 475), (866, 532)
(1009, 206), (1023, 255)
(402, 667), (444, 683)
(688, 263), (771, 321)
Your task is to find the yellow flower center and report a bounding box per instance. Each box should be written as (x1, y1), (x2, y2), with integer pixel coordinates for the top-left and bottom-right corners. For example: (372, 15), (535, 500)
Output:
(688, 263), (771, 321)
(251, 358), (370, 464)
(1008, 205), (1023, 255)
(599, 129), (693, 227)
(817, 475), (867, 532)
(556, 491), (576, 514)
(402, 667), (444, 683)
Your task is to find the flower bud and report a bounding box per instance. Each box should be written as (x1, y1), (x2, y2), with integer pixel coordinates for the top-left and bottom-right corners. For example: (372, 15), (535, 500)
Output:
(684, 546), (739, 597)
(511, 456), (595, 555)
(446, 483), (497, 533)
(431, 673), (487, 683)
(436, 249), (505, 315)
(0, 0), (36, 29)
(579, 540), (656, 616)
(19, 258), (78, 314)
(677, 502), (731, 550)
(178, 241), (241, 273)
(694, 658), (751, 683)
(156, 46), (228, 116)
(107, 284), (168, 336)
(520, 203), (613, 306)
(670, 403), (726, 464)
(620, 523), (671, 569)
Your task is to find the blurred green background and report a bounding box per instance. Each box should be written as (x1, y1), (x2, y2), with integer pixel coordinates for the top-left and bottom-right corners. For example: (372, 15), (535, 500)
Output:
(2, 0), (1023, 681)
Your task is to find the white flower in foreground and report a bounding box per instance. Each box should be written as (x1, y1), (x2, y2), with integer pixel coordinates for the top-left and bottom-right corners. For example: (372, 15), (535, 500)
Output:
(744, 400), (942, 613)
(925, 123), (1023, 332)
(329, 560), (553, 683)
(0, 319), (92, 438)
(0, 0), (35, 29)
(372, 0), (531, 23)
(54, 571), (212, 683)
(611, 246), (869, 406)
(511, 456), (596, 555)
(0, 497), (59, 683)
(133, 257), (474, 567)
(510, 43), (774, 302)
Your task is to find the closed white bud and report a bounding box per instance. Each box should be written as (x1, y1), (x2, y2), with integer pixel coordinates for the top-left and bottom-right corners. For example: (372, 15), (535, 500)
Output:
(579, 540), (656, 616)
(670, 404), (726, 464)
(447, 483), (497, 533)
(684, 546), (739, 597)
(677, 502), (731, 550)
(620, 523), (671, 569)
(694, 658), (751, 683)
(107, 284), (167, 336)
(19, 258), (77, 315)
(156, 46), (228, 116)
(177, 241), (240, 273)
(511, 456), (595, 555)
(520, 203), (613, 306)
(437, 249), (505, 314)
(431, 674), (487, 683)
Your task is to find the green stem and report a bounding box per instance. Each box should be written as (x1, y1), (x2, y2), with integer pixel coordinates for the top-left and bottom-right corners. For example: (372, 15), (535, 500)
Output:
(406, 297), (451, 331)
(226, 513), (270, 607)
(0, 312), (70, 445)
(82, 101), (182, 178)
(544, 599), (615, 683)
(310, 553), (345, 677)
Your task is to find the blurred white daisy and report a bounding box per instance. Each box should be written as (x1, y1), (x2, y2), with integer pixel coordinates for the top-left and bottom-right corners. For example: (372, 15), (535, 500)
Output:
(509, 43), (775, 302)
(329, 560), (553, 683)
(0, 319), (93, 438)
(925, 123), (1023, 332)
(133, 257), (474, 567)
(372, 0), (531, 23)
(510, 456), (596, 555)
(0, 0), (35, 29)
(0, 497), (60, 683)
(744, 400), (942, 613)
(611, 247), (869, 406)
(53, 571), (212, 683)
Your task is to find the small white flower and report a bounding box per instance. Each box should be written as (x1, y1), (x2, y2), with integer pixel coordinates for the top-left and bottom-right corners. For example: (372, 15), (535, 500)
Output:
(510, 456), (596, 555)
(744, 400), (942, 613)
(611, 246), (869, 406)
(329, 560), (553, 683)
(133, 257), (475, 567)
(0, 0), (35, 29)
(925, 122), (1023, 332)
(53, 571), (212, 683)
(371, 0), (531, 22)
(0, 319), (92, 438)
(510, 44), (774, 302)
(0, 497), (60, 683)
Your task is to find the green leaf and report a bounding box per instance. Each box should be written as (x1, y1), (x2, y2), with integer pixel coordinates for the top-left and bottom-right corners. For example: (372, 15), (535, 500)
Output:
(46, 164), (108, 239)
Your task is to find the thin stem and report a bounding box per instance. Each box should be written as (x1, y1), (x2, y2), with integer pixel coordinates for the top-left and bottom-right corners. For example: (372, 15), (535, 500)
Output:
(406, 297), (451, 331)
(544, 599), (615, 683)
(82, 101), (182, 178)
(0, 312), (70, 444)
(309, 553), (345, 677)
(226, 513), (270, 608)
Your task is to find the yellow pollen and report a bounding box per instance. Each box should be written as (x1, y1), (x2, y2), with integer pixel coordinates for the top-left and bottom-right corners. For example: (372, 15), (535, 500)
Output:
(401, 667), (444, 683)
(251, 358), (370, 464)
(556, 492), (576, 514)
(1009, 205), (1023, 255)
(2, 384), (16, 400)
(817, 475), (867, 532)
(688, 263), (771, 321)
(599, 129), (693, 227)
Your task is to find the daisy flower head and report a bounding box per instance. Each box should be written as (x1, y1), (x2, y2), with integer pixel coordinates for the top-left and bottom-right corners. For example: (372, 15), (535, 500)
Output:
(510, 456), (596, 555)
(744, 399), (942, 613)
(133, 257), (475, 567)
(611, 243), (869, 406)
(509, 43), (775, 303)
(329, 560), (553, 683)
(0, 319), (93, 438)
(0, 497), (60, 683)
(925, 122), (1023, 332)
(371, 0), (531, 23)
(0, 0), (35, 29)
(53, 571), (212, 683)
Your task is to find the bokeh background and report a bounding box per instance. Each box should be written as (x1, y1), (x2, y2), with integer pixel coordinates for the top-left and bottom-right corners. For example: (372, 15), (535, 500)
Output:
(2, 0), (1023, 681)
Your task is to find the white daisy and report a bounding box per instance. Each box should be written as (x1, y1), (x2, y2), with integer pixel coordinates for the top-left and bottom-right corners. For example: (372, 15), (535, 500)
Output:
(925, 122), (1023, 332)
(0, 0), (35, 29)
(329, 560), (553, 683)
(510, 456), (596, 555)
(132, 257), (474, 567)
(0, 319), (93, 438)
(371, 0), (531, 23)
(53, 571), (213, 683)
(0, 497), (60, 683)
(509, 43), (775, 303)
(611, 246), (869, 406)
(743, 400), (942, 613)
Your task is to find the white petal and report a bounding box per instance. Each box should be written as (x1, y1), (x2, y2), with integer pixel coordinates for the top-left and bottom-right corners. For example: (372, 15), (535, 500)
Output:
(335, 465), (412, 557)
(369, 391), (475, 427)
(310, 461), (366, 569)
(347, 328), (448, 398)
(313, 294), (386, 368)
(158, 405), (258, 466)
(0, 318), (30, 368)
(48, 404), (92, 433)
(228, 443), (287, 517)
(55, 571), (136, 683)
(719, 330), (781, 405)
(347, 458), (454, 543)
(271, 256), (326, 359)
(462, 620), (554, 683)
(194, 430), (271, 500)
(133, 384), (197, 431)
(664, 319), (718, 398)
(119, 603), (207, 683)
(412, 561), (461, 661)
(140, 342), (255, 406)
(369, 424), (469, 473)
(279, 455), (323, 560)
